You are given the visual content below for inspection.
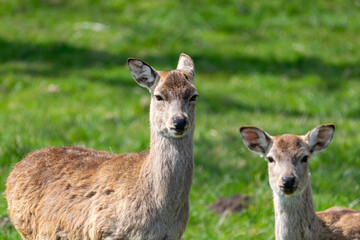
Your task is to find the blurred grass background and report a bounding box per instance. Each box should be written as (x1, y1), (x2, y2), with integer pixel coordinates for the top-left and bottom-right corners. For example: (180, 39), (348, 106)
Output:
(1, 0), (360, 239)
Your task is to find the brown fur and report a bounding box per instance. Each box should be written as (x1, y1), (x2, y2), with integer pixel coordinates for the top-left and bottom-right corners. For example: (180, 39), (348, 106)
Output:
(318, 207), (360, 239)
(6, 53), (198, 240)
(240, 124), (360, 240)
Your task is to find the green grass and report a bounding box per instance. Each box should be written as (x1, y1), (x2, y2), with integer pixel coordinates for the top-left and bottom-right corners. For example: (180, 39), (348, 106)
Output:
(1, 0), (360, 239)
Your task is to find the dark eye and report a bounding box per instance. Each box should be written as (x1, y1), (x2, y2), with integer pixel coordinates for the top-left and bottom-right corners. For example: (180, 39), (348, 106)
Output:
(266, 157), (274, 163)
(155, 95), (164, 101)
(190, 95), (198, 102)
(301, 155), (309, 163)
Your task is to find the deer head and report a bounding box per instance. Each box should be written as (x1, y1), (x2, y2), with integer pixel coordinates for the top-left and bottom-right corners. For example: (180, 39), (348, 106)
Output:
(128, 53), (198, 138)
(240, 124), (335, 197)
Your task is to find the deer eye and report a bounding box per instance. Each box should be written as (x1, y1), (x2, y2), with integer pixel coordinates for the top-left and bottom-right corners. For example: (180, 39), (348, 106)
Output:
(301, 155), (309, 163)
(155, 95), (164, 101)
(266, 157), (274, 163)
(189, 94), (198, 102)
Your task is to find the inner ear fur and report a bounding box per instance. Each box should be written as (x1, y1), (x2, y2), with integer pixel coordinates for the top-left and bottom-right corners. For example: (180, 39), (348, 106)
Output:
(240, 126), (272, 156)
(304, 124), (335, 154)
(128, 58), (159, 89)
(177, 53), (195, 77)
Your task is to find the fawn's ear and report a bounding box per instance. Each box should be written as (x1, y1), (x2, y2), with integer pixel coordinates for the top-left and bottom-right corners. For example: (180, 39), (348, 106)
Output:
(128, 58), (159, 90)
(240, 126), (272, 157)
(177, 53), (195, 77)
(304, 124), (335, 154)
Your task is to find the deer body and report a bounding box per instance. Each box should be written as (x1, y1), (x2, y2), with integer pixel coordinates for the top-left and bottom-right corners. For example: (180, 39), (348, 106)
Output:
(6, 53), (198, 240)
(240, 125), (360, 240)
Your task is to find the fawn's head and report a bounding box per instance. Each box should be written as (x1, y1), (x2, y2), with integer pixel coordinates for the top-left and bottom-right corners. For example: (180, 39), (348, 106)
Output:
(128, 53), (198, 138)
(240, 124), (335, 197)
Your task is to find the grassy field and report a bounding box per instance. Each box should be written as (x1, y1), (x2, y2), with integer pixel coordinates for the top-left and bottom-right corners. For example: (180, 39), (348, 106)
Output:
(1, 0), (360, 239)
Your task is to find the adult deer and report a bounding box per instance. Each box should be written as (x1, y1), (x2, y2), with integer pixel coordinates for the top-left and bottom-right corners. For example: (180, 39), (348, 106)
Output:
(240, 124), (360, 240)
(6, 53), (198, 240)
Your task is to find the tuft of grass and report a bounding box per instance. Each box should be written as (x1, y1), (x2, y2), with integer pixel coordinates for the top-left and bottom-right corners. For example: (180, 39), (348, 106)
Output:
(1, 0), (360, 239)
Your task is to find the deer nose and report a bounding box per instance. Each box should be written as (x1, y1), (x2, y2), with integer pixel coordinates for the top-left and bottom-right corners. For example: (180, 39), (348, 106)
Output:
(173, 117), (187, 130)
(282, 176), (296, 188)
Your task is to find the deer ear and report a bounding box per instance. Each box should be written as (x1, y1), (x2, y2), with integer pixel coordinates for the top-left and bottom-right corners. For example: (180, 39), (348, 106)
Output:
(177, 53), (195, 77)
(128, 58), (159, 89)
(304, 124), (335, 154)
(240, 126), (272, 157)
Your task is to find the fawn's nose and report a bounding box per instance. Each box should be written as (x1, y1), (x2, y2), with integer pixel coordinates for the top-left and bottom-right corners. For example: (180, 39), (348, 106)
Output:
(282, 176), (296, 188)
(173, 117), (187, 130)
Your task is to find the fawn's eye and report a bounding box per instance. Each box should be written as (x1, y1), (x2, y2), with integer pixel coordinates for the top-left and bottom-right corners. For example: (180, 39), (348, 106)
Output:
(301, 155), (309, 163)
(266, 157), (274, 163)
(189, 94), (198, 102)
(155, 95), (164, 101)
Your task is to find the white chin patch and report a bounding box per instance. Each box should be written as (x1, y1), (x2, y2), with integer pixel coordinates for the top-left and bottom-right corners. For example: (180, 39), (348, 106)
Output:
(161, 129), (187, 138)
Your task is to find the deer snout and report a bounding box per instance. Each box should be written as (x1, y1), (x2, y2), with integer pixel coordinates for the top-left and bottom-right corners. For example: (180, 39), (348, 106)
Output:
(280, 176), (297, 195)
(173, 116), (187, 131)
(282, 176), (296, 188)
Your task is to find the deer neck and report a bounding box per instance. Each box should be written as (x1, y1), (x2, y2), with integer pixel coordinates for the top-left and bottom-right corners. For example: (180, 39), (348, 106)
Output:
(273, 184), (323, 240)
(142, 127), (194, 214)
